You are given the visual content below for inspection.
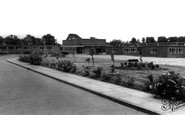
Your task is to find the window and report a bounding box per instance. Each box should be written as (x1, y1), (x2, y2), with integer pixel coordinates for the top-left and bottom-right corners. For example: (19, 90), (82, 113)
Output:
(150, 48), (157, 54)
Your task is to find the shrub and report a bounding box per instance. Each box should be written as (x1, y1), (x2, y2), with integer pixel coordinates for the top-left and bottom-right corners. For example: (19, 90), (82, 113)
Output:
(100, 73), (111, 82)
(92, 67), (103, 79)
(144, 74), (154, 92)
(23, 51), (31, 54)
(125, 76), (136, 87)
(57, 60), (75, 72)
(82, 65), (91, 76)
(156, 64), (159, 68)
(29, 54), (42, 65)
(109, 73), (121, 85)
(19, 55), (30, 63)
(147, 62), (155, 70)
(61, 51), (69, 55)
(150, 71), (185, 100)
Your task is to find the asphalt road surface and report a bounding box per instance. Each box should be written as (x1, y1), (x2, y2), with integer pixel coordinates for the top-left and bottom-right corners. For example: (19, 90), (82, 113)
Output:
(0, 55), (147, 115)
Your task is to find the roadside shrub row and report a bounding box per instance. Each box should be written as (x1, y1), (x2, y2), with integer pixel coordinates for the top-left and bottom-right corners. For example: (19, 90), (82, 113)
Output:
(19, 55), (185, 101)
(19, 54), (42, 65)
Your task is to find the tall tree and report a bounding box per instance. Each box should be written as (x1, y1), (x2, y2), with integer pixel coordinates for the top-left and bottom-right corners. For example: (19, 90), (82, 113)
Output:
(158, 36), (168, 42)
(109, 39), (124, 46)
(168, 37), (178, 42)
(42, 34), (56, 45)
(23, 34), (36, 45)
(146, 37), (156, 43)
(0, 36), (4, 44)
(66, 33), (82, 40)
(130, 37), (136, 43)
(4, 35), (21, 45)
(178, 36), (185, 42)
(142, 37), (145, 43)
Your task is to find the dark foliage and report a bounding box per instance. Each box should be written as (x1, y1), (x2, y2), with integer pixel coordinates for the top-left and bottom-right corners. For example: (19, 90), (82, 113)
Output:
(150, 71), (185, 100)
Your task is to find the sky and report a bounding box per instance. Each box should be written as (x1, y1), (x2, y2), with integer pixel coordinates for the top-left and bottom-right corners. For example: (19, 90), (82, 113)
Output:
(0, 0), (185, 44)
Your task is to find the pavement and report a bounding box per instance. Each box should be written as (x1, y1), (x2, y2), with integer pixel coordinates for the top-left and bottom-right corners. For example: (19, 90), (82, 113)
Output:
(6, 58), (185, 115)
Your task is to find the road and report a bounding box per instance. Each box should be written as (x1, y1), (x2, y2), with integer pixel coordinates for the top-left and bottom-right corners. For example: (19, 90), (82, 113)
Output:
(0, 55), (147, 115)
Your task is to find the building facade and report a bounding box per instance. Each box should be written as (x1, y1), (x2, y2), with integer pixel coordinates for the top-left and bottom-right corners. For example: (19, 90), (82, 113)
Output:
(106, 42), (185, 58)
(0, 44), (61, 54)
(62, 38), (109, 54)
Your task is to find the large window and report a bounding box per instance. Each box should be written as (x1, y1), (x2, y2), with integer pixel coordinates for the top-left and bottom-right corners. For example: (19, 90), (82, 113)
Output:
(124, 47), (137, 53)
(169, 47), (183, 54)
(150, 48), (157, 54)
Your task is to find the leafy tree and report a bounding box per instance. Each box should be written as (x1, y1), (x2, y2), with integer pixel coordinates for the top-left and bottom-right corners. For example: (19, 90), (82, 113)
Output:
(109, 39), (124, 46)
(158, 36), (168, 42)
(142, 37), (145, 43)
(130, 37), (136, 43)
(42, 34), (56, 45)
(4, 35), (21, 45)
(178, 36), (185, 42)
(35, 38), (43, 45)
(168, 37), (178, 42)
(23, 34), (36, 45)
(136, 39), (140, 43)
(66, 33), (82, 40)
(146, 37), (156, 43)
(0, 36), (4, 44)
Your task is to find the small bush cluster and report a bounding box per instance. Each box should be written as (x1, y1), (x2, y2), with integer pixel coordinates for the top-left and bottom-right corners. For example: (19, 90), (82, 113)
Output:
(149, 71), (185, 100)
(57, 60), (77, 73)
(29, 54), (42, 65)
(118, 59), (159, 70)
(19, 55), (30, 63)
(19, 53), (42, 65)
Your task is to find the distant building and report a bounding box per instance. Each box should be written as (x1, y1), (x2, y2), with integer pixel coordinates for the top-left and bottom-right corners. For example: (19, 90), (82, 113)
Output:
(0, 44), (61, 54)
(62, 37), (110, 54)
(106, 42), (185, 58)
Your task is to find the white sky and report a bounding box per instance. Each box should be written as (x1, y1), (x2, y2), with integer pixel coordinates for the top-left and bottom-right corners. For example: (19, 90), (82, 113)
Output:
(0, 0), (185, 44)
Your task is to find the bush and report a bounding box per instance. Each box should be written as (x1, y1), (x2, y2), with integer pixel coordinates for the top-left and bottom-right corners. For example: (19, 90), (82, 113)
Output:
(29, 54), (42, 65)
(100, 73), (111, 82)
(23, 51), (31, 54)
(57, 60), (75, 72)
(109, 73), (121, 85)
(19, 55), (30, 63)
(92, 67), (103, 79)
(61, 51), (69, 55)
(82, 65), (91, 76)
(150, 71), (185, 100)
(125, 76), (136, 87)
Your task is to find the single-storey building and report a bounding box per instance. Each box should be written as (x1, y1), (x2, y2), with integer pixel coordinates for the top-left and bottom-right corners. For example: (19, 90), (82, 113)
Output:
(106, 42), (185, 58)
(62, 37), (110, 54)
(0, 44), (61, 55)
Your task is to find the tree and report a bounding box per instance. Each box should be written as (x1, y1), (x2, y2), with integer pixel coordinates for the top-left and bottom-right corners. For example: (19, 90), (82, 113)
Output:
(109, 39), (124, 46)
(42, 34), (56, 45)
(130, 37), (136, 43)
(146, 37), (156, 43)
(158, 36), (168, 42)
(0, 36), (4, 44)
(168, 37), (178, 42)
(4, 35), (21, 45)
(142, 37), (145, 43)
(66, 33), (82, 40)
(178, 36), (185, 42)
(35, 38), (43, 45)
(23, 34), (36, 45)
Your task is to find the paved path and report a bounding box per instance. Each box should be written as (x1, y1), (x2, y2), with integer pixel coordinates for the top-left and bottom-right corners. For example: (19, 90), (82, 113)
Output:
(0, 55), (147, 115)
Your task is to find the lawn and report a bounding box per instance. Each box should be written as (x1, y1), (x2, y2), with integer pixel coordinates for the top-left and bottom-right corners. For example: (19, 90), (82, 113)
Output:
(42, 54), (185, 91)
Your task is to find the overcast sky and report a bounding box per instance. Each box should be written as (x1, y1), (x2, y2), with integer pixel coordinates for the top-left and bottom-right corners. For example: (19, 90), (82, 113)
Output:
(0, 0), (185, 44)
